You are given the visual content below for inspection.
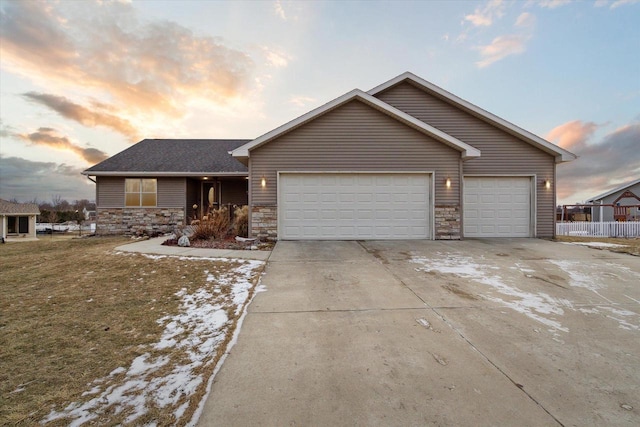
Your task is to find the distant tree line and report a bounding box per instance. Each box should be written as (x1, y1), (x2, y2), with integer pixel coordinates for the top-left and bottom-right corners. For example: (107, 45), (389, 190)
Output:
(7, 196), (96, 224)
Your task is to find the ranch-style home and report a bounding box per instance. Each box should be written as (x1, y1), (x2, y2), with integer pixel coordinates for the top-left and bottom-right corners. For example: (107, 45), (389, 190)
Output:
(83, 72), (576, 240)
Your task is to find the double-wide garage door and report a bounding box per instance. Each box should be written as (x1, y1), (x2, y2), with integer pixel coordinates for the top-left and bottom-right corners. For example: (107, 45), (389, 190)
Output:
(463, 177), (532, 237)
(280, 173), (430, 240)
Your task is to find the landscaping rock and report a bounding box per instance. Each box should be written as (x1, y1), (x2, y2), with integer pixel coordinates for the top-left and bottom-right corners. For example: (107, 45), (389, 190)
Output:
(178, 235), (190, 247)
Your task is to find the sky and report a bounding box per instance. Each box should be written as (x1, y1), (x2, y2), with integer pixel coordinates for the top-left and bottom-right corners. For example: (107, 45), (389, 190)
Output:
(0, 0), (638, 205)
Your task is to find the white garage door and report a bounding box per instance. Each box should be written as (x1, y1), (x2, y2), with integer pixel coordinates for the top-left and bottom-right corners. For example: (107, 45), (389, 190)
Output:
(464, 177), (532, 237)
(279, 173), (430, 240)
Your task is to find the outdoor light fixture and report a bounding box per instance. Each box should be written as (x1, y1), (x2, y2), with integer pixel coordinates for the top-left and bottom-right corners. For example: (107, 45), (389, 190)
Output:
(544, 179), (551, 189)
(261, 177), (266, 188)
(445, 177), (451, 188)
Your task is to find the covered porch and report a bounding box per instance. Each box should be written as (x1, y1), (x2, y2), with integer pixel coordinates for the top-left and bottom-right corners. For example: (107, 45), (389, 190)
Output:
(186, 175), (248, 223)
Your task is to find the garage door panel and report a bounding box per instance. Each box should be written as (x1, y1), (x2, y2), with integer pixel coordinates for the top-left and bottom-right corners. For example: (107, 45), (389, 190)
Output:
(464, 177), (531, 238)
(280, 173), (430, 240)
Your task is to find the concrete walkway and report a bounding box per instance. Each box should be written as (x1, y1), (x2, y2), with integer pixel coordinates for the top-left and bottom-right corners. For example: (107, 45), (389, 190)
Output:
(198, 239), (640, 426)
(114, 236), (271, 261)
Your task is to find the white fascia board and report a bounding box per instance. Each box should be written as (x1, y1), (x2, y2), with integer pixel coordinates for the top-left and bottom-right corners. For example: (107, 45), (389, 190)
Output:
(81, 171), (248, 177)
(368, 71), (577, 163)
(585, 178), (640, 202)
(231, 88), (480, 160)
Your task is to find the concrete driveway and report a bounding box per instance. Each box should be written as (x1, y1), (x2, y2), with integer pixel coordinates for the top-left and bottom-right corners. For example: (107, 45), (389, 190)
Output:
(198, 239), (639, 426)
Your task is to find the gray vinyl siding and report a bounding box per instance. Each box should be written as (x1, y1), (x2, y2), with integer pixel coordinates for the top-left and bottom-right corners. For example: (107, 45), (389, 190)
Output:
(157, 178), (186, 208)
(376, 82), (556, 237)
(96, 176), (185, 208)
(96, 177), (124, 208)
(250, 99), (461, 206)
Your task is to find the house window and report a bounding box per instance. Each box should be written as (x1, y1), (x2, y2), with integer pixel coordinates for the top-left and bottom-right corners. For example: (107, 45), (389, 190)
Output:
(125, 178), (157, 207)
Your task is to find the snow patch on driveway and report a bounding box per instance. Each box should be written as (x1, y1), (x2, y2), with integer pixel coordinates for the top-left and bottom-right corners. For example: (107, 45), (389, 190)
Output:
(411, 253), (570, 333)
(411, 252), (640, 334)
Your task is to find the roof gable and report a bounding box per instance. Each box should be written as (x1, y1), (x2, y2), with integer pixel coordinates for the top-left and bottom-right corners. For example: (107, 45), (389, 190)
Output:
(231, 89), (480, 161)
(368, 72), (576, 163)
(83, 139), (249, 176)
(586, 178), (640, 202)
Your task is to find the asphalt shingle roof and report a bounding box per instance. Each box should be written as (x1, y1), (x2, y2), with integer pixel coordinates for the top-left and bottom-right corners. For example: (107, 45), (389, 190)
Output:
(84, 139), (250, 174)
(0, 199), (40, 215)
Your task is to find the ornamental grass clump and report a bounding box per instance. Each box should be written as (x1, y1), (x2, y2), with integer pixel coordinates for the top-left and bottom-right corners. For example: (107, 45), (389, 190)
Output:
(233, 205), (249, 238)
(191, 207), (231, 240)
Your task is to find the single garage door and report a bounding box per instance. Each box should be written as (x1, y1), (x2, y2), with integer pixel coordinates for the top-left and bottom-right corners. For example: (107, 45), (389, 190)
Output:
(464, 177), (532, 237)
(279, 173), (430, 240)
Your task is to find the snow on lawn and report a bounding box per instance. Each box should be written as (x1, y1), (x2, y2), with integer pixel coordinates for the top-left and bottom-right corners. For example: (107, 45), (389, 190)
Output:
(411, 253), (571, 333)
(43, 256), (264, 426)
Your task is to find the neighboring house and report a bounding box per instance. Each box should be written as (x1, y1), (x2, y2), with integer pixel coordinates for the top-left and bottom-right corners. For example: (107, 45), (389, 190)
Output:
(82, 207), (97, 221)
(586, 178), (640, 222)
(83, 139), (249, 235)
(0, 199), (40, 240)
(84, 72), (576, 240)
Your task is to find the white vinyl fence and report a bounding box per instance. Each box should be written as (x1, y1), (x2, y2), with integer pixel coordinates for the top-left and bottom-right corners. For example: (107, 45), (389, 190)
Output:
(556, 221), (640, 238)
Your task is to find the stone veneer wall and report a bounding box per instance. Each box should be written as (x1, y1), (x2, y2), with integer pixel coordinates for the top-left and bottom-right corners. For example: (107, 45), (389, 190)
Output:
(434, 205), (461, 240)
(96, 208), (184, 235)
(251, 206), (277, 241)
(249, 205), (460, 241)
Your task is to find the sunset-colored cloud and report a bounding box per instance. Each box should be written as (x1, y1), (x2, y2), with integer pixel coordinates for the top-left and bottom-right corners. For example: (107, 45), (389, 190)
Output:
(23, 93), (139, 140)
(476, 34), (529, 68)
(274, 0), (288, 20)
(0, 1), (255, 119)
(16, 127), (109, 164)
(595, 0), (640, 8)
(289, 95), (317, 107)
(555, 121), (640, 202)
(534, 0), (572, 9)
(261, 47), (292, 68)
(475, 13), (535, 68)
(546, 120), (599, 151)
(464, 0), (505, 27)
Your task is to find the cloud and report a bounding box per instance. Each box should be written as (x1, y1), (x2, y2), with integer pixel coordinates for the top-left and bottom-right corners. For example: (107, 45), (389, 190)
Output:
(274, 0), (287, 20)
(464, 0), (505, 27)
(261, 47), (292, 68)
(15, 127), (109, 164)
(595, 0), (640, 8)
(534, 0), (572, 8)
(475, 13), (535, 68)
(553, 121), (640, 202)
(546, 120), (599, 151)
(476, 34), (530, 68)
(0, 1), (255, 119)
(23, 92), (139, 140)
(289, 96), (317, 107)
(0, 155), (93, 202)
(515, 12), (536, 28)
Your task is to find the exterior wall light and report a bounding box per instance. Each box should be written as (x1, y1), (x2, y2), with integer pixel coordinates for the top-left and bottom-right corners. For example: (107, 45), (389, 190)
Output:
(445, 177), (451, 188)
(261, 177), (266, 188)
(544, 179), (551, 189)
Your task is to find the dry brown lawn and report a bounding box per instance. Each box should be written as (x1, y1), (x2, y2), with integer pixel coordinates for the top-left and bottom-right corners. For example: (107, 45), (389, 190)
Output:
(0, 236), (264, 426)
(555, 235), (640, 256)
